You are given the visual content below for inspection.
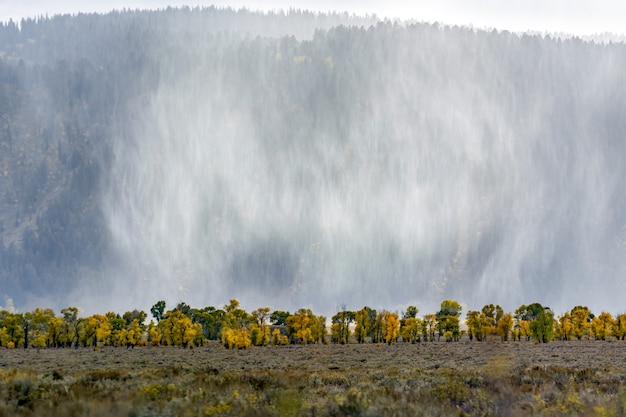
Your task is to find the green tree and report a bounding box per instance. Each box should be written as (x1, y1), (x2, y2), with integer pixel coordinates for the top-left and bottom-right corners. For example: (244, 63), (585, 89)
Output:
(270, 310), (290, 326)
(436, 300), (462, 341)
(151, 300), (166, 323)
(520, 303), (554, 343)
(123, 309), (147, 327)
(403, 305), (419, 319)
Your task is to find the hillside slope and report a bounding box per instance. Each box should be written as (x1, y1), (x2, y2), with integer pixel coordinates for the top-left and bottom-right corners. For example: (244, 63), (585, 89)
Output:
(1, 8), (625, 314)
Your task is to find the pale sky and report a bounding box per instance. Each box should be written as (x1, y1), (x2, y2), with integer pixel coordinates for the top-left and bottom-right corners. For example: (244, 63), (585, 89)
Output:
(1, 0), (624, 36)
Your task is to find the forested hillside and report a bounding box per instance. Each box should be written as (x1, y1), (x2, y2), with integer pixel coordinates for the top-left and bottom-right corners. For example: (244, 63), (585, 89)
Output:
(1, 8), (625, 314)
(0, 8), (376, 307)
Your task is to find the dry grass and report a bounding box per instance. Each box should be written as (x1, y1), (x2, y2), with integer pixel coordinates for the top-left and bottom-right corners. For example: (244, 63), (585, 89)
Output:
(1, 340), (626, 416)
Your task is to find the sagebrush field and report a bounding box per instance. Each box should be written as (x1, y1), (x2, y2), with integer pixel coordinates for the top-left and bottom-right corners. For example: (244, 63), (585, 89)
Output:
(2, 340), (626, 416)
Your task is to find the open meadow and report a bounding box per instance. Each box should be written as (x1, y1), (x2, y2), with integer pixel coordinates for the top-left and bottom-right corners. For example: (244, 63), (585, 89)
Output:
(2, 340), (626, 416)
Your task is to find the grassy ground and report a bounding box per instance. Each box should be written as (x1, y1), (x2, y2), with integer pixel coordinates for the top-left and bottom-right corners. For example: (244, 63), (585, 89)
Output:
(1, 340), (626, 416)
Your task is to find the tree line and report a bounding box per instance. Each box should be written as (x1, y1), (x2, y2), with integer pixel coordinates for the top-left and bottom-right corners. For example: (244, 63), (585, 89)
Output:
(0, 299), (624, 350)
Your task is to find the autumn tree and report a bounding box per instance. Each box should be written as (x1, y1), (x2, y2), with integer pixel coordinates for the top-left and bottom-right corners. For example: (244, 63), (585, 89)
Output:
(106, 312), (127, 346)
(400, 317), (422, 343)
(219, 299), (252, 349)
(516, 303), (554, 343)
(287, 308), (312, 344)
(222, 326), (251, 349)
(285, 308), (325, 344)
(423, 313), (437, 342)
(555, 312), (573, 341)
(250, 307), (271, 346)
(147, 320), (162, 346)
(309, 313), (327, 344)
(30, 308), (55, 348)
(591, 312), (614, 340)
(466, 310), (488, 341)
(614, 313), (626, 340)
(60, 307), (82, 348)
(379, 310), (400, 345)
(161, 309), (199, 347)
(436, 300), (462, 341)
(0, 312), (24, 348)
(481, 304), (503, 339)
(354, 306), (376, 343)
(496, 313), (514, 341)
(570, 306), (593, 340)
(81, 314), (110, 347)
(47, 316), (63, 347)
(125, 319), (143, 348)
(331, 306), (354, 344)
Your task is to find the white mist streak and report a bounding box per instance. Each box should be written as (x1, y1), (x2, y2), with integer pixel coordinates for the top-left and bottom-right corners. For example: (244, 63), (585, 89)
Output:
(101, 24), (626, 316)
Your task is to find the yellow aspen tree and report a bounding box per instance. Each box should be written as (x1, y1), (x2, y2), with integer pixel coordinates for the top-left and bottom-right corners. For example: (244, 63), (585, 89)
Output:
(271, 328), (282, 346)
(80, 316), (99, 347)
(518, 320), (531, 341)
(423, 314), (437, 342)
(47, 316), (63, 347)
(381, 310), (400, 345)
(465, 311), (484, 341)
(148, 321), (162, 346)
(251, 307), (270, 345)
(262, 324), (271, 346)
(400, 317), (421, 343)
(222, 328), (236, 349)
(556, 312), (573, 341)
(192, 322), (204, 346)
(354, 307), (375, 343)
(592, 312), (614, 340)
(95, 316), (112, 346)
(0, 327), (8, 347)
(249, 323), (263, 346)
(496, 313), (514, 341)
(286, 309), (312, 344)
(570, 306), (593, 340)
(613, 314), (626, 340)
(30, 308), (55, 348)
(126, 319), (142, 348)
(118, 328), (128, 347)
(222, 327), (250, 349)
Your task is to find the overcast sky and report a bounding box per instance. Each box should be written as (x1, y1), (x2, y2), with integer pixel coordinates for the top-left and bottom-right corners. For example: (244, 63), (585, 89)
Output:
(1, 0), (624, 36)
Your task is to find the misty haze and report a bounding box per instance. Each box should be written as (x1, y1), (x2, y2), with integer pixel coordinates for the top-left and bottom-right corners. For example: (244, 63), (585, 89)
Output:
(1, 7), (625, 316)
